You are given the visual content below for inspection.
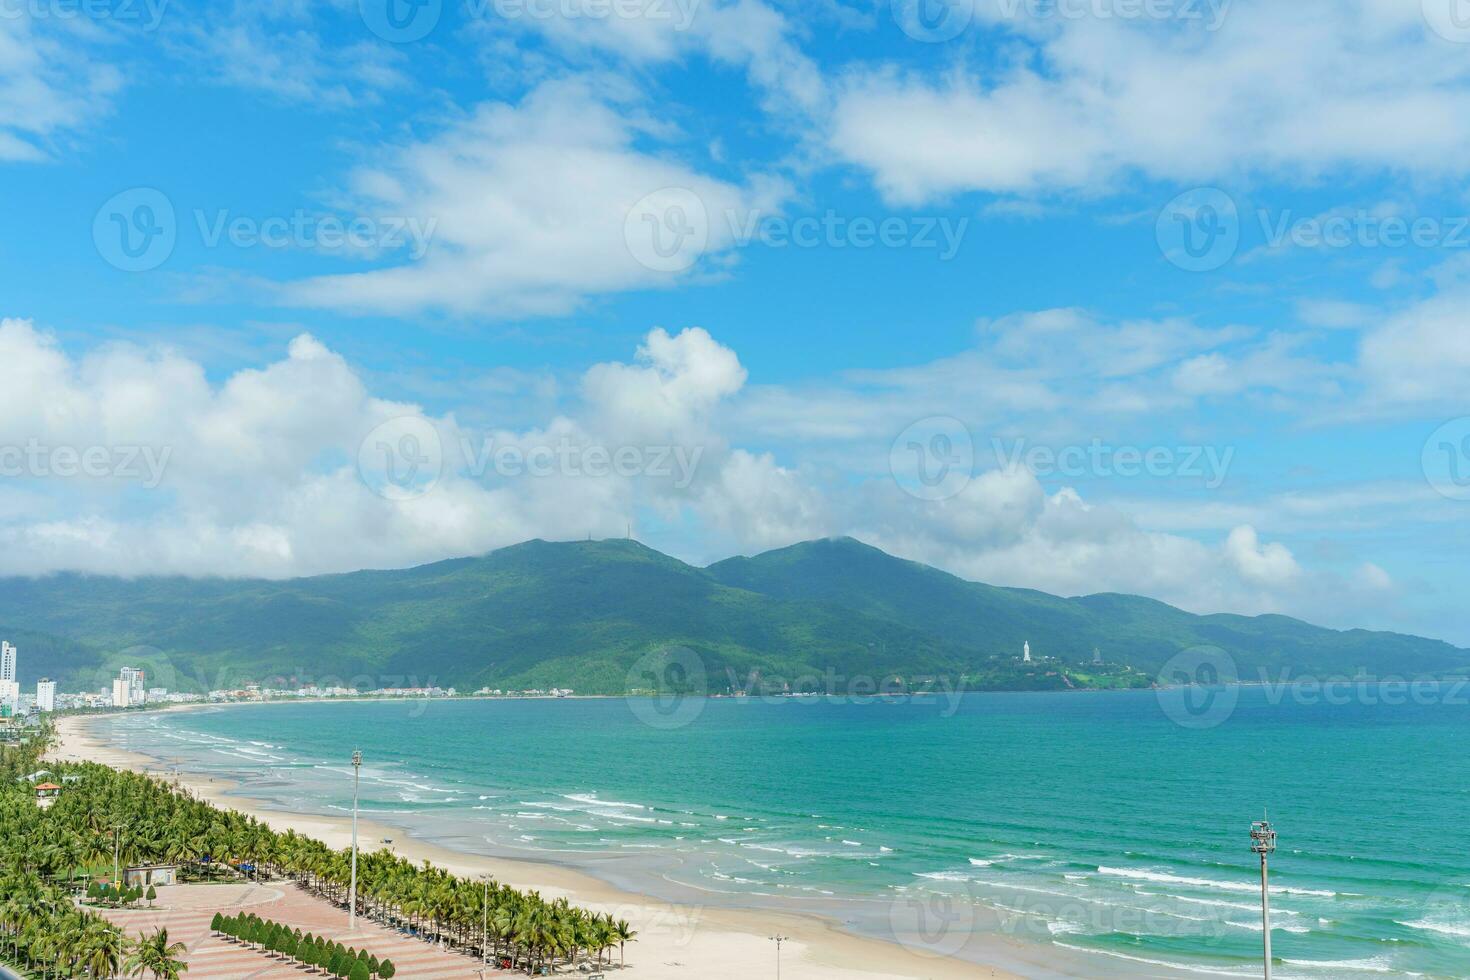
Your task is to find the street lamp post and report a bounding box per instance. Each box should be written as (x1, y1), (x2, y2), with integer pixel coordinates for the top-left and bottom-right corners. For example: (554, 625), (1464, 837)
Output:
(349, 749), (362, 931)
(481, 873), (491, 965)
(769, 934), (789, 980)
(1250, 817), (1277, 980)
(111, 822), (125, 888)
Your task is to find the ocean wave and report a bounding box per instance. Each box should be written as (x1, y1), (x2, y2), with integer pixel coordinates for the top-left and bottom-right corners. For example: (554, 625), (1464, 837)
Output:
(1396, 916), (1470, 938)
(1098, 866), (1336, 898)
(564, 793), (646, 810)
(1051, 941), (1259, 977)
(1280, 957), (1413, 975)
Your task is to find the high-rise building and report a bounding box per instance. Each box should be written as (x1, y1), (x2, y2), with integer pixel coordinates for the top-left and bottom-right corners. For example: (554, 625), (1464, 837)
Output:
(112, 678), (130, 708)
(1093, 647), (1102, 665)
(36, 679), (56, 713)
(1023, 640), (1031, 663)
(0, 679), (17, 713)
(120, 667), (146, 706)
(0, 640), (15, 683)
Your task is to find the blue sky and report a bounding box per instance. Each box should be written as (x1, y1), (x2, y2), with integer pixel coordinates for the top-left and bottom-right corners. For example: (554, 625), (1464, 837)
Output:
(3, 0), (1470, 646)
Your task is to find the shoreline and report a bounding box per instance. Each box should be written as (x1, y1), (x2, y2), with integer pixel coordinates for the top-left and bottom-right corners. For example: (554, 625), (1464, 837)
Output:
(49, 707), (1058, 980)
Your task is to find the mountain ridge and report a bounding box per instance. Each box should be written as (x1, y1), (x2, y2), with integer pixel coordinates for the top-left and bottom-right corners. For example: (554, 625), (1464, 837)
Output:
(1, 536), (1463, 693)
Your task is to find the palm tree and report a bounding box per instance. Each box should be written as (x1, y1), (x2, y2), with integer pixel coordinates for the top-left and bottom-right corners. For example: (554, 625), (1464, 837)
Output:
(615, 918), (636, 968)
(125, 928), (189, 979)
(79, 917), (127, 979)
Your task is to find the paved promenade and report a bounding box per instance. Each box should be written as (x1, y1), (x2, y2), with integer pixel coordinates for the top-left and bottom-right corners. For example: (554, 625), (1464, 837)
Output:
(97, 882), (509, 978)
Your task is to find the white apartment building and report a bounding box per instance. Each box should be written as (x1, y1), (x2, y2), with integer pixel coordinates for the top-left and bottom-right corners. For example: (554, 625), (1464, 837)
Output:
(36, 679), (56, 713)
(1, 640), (15, 683)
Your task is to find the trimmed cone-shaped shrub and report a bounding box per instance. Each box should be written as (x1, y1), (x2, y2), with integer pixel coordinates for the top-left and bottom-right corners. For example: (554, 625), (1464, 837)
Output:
(349, 961), (370, 980)
(378, 959), (395, 979)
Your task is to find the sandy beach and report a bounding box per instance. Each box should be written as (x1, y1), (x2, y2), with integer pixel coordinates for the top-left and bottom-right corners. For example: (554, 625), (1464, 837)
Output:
(47, 709), (1048, 980)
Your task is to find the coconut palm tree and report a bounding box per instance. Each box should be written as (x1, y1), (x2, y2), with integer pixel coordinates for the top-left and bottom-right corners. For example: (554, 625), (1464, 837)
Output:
(124, 928), (189, 979)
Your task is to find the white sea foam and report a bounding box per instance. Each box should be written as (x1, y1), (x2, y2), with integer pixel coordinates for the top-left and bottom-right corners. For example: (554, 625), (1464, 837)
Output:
(1052, 942), (1259, 977)
(1397, 917), (1470, 938)
(1281, 957), (1410, 975)
(564, 793), (645, 810)
(1097, 866), (1336, 898)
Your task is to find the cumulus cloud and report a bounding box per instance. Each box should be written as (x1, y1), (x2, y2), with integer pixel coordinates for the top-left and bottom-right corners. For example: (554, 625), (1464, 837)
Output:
(0, 319), (793, 578)
(828, 2), (1470, 204)
(0, 316), (1445, 642)
(278, 77), (788, 317)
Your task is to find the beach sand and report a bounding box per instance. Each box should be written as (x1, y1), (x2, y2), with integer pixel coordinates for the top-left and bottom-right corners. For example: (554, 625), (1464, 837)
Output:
(47, 710), (1050, 980)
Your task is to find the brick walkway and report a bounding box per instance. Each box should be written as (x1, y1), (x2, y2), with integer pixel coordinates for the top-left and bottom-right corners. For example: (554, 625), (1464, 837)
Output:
(96, 882), (511, 978)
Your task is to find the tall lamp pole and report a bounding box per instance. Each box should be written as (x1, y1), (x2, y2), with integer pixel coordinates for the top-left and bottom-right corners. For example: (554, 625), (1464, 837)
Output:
(769, 935), (789, 980)
(1250, 817), (1277, 980)
(349, 749), (362, 930)
(111, 822), (125, 887)
(481, 873), (491, 965)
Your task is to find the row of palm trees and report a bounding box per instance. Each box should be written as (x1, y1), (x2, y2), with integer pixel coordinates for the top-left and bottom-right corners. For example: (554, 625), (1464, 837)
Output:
(0, 870), (187, 979)
(0, 727), (635, 976)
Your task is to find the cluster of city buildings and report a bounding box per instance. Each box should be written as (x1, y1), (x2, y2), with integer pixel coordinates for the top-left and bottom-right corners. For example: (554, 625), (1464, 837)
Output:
(0, 641), (204, 723)
(0, 640), (56, 717)
(0, 637), (575, 719)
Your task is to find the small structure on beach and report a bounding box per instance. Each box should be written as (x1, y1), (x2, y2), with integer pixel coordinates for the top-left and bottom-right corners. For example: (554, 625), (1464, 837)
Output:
(122, 865), (178, 889)
(34, 782), (61, 809)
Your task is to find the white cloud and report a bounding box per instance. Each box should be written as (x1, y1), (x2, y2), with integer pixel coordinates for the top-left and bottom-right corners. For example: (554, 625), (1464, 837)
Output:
(828, 3), (1470, 204)
(0, 13), (122, 160)
(0, 315), (1452, 643)
(0, 318), (792, 578)
(278, 77), (788, 317)
(478, 0), (826, 115)
(183, 24), (407, 106)
(1358, 284), (1470, 406)
(1223, 524), (1300, 587)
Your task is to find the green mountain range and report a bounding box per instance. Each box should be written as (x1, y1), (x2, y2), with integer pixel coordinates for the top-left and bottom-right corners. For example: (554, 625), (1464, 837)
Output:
(2, 537), (1465, 695)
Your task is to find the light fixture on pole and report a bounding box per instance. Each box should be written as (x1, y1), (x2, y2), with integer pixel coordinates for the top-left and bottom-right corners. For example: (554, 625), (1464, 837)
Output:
(349, 748), (362, 930)
(769, 934), (789, 980)
(481, 873), (492, 965)
(1250, 816), (1277, 980)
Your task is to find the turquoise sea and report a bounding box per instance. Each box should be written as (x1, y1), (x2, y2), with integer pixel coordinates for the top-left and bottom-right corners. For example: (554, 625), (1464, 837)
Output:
(97, 688), (1470, 978)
